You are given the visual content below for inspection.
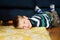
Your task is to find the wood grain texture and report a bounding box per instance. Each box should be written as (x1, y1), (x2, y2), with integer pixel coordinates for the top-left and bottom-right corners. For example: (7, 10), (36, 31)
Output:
(47, 26), (60, 40)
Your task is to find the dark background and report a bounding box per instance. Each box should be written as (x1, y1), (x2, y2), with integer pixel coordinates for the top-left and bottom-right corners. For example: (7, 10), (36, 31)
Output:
(0, 0), (60, 21)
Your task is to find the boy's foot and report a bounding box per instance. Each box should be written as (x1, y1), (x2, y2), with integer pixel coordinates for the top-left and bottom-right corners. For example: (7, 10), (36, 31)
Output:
(50, 4), (55, 12)
(35, 6), (42, 13)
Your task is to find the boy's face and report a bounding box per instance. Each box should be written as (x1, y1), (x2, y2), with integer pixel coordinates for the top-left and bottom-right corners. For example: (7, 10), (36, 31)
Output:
(17, 16), (32, 29)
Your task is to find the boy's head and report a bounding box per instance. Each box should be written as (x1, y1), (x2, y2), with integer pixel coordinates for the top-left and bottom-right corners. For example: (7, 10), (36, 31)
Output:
(13, 15), (32, 29)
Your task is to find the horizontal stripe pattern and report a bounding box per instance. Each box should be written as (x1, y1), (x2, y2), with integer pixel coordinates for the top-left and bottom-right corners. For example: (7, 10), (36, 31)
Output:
(29, 13), (51, 28)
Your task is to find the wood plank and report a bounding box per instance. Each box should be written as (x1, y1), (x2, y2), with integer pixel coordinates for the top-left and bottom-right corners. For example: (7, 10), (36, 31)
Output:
(47, 26), (60, 40)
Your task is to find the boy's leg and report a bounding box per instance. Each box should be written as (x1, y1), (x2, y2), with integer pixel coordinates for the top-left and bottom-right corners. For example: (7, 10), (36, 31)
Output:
(51, 11), (60, 27)
(45, 11), (60, 27)
(50, 4), (60, 27)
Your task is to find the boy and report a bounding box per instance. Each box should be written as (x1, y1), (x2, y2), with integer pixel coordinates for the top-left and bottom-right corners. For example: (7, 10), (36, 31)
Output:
(13, 4), (60, 29)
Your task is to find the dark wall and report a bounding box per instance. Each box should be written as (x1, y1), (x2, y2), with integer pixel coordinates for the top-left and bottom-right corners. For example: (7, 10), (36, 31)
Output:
(0, 0), (35, 20)
(0, 0), (35, 8)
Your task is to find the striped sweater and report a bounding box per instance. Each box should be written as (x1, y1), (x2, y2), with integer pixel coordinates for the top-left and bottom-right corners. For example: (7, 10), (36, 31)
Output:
(29, 12), (52, 28)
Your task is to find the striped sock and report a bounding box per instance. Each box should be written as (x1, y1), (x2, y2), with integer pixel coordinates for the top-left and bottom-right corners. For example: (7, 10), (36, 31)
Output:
(35, 6), (43, 13)
(50, 4), (55, 12)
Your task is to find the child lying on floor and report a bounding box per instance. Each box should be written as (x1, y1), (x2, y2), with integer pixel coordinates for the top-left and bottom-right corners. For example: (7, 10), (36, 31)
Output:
(13, 4), (60, 29)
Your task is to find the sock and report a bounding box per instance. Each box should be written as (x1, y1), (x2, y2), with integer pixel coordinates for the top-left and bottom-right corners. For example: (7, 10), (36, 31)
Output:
(35, 6), (43, 13)
(50, 4), (55, 12)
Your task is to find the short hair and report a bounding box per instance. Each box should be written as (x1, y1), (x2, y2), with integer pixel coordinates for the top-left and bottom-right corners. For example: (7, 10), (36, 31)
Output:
(13, 16), (18, 28)
(13, 15), (24, 28)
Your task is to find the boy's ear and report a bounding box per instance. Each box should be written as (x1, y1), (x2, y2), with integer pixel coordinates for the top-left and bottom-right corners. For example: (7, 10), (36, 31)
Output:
(23, 16), (28, 19)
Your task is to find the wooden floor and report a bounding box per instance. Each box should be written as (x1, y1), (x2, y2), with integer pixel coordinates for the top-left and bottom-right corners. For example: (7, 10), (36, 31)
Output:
(47, 26), (60, 40)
